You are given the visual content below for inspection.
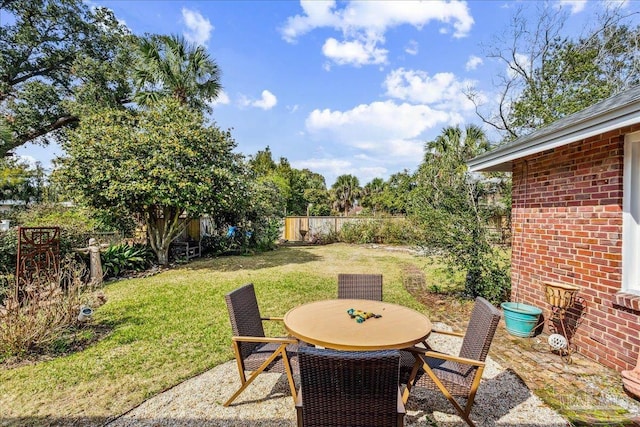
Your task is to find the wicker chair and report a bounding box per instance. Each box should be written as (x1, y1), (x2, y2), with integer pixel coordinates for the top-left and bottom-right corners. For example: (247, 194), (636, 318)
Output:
(296, 346), (405, 427)
(337, 273), (383, 301)
(401, 297), (501, 427)
(223, 283), (299, 406)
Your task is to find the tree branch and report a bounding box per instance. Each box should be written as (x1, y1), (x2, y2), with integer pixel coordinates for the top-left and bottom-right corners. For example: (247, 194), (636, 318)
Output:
(14, 115), (79, 147)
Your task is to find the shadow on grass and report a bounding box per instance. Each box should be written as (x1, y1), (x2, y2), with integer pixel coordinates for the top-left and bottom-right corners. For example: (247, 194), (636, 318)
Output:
(174, 247), (323, 272)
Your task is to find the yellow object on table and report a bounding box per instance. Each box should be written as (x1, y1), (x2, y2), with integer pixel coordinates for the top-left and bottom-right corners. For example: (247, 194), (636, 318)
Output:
(347, 308), (382, 323)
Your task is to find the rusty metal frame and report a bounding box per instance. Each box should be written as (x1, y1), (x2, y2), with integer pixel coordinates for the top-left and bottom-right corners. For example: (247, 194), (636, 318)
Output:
(15, 226), (60, 302)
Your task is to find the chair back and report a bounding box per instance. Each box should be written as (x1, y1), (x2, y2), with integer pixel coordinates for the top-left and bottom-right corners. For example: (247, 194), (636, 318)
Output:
(338, 273), (383, 301)
(225, 283), (265, 360)
(458, 297), (502, 370)
(298, 346), (401, 426)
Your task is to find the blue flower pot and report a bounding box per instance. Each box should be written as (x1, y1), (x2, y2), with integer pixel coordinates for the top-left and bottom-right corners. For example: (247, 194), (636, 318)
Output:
(501, 302), (542, 337)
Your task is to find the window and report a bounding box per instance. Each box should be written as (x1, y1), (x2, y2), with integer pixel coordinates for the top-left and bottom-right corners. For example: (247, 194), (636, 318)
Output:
(622, 131), (640, 294)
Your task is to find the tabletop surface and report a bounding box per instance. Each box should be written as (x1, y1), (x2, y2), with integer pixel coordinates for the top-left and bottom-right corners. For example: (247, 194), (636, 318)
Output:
(283, 299), (432, 351)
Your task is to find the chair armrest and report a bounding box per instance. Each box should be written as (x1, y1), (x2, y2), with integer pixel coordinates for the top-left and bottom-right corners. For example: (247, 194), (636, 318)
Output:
(295, 388), (303, 426)
(295, 388), (302, 408)
(261, 316), (284, 321)
(232, 336), (298, 345)
(396, 386), (405, 415)
(431, 328), (464, 338)
(407, 346), (486, 368)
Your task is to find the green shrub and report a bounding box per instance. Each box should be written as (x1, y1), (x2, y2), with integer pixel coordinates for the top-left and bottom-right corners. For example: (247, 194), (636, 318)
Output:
(378, 219), (417, 244)
(0, 228), (17, 274)
(101, 243), (154, 278)
(472, 256), (511, 305)
(339, 220), (371, 243)
(15, 204), (102, 250)
(200, 233), (227, 255)
(0, 273), (12, 306)
(254, 218), (282, 252)
(338, 218), (417, 244)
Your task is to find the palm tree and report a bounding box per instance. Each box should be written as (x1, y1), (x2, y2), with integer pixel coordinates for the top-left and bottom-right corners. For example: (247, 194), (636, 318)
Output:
(331, 174), (361, 216)
(426, 124), (489, 161)
(362, 177), (385, 215)
(133, 34), (221, 111)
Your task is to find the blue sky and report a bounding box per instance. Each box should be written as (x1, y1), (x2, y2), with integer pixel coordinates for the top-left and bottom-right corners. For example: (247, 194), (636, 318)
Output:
(16, 0), (638, 186)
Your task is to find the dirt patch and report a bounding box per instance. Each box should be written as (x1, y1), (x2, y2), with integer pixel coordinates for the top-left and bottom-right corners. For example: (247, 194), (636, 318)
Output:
(402, 263), (472, 328)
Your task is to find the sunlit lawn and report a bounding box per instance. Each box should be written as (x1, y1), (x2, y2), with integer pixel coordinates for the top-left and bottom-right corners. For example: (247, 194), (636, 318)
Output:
(0, 243), (445, 426)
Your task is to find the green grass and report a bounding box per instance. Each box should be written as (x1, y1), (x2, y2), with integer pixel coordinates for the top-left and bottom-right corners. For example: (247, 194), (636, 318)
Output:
(0, 244), (431, 425)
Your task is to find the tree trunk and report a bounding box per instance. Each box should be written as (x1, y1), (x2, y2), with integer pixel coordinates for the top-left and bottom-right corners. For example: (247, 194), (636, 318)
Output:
(156, 245), (169, 266)
(144, 205), (187, 266)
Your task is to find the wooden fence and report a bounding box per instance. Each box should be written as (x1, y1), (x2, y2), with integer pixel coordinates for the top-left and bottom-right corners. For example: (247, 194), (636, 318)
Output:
(282, 216), (404, 242)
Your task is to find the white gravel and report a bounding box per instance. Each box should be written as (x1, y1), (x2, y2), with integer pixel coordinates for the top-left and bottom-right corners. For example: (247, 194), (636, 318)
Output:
(106, 329), (569, 427)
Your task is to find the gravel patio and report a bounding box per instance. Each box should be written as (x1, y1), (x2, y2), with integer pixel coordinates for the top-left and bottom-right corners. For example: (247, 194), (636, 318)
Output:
(107, 325), (570, 427)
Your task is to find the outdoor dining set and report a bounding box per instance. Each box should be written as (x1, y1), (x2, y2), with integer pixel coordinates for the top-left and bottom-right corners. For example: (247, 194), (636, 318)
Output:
(223, 274), (502, 427)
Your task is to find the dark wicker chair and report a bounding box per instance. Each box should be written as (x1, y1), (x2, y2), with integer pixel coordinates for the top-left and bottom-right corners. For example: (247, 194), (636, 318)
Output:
(401, 297), (501, 427)
(296, 346), (405, 427)
(223, 283), (299, 406)
(337, 273), (383, 301)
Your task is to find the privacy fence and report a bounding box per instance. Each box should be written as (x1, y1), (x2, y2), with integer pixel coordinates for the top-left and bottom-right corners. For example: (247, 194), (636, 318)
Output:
(282, 216), (405, 242)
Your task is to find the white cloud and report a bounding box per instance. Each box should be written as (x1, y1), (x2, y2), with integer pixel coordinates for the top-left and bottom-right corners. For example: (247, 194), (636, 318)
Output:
(358, 166), (388, 179)
(280, 1), (340, 43)
(282, 1), (474, 41)
(288, 104), (299, 113)
(465, 55), (483, 71)
(322, 37), (388, 66)
(281, 1), (474, 67)
(557, 0), (587, 14)
(17, 155), (38, 168)
(383, 68), (475, 111)
(305, 100), (453, 161)
(240, 90), (278, 110)
(182, 8), (213, 46)
(405, 40), (418, 56)
(293, 158), (353, 176)
(208, 90), (230, 106)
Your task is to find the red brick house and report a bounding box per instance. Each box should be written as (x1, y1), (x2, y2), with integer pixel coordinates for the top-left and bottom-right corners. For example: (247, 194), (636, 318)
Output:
(467, 86), (640, 372)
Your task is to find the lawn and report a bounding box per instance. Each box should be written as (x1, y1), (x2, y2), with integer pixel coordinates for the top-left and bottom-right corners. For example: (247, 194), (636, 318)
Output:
(0, 243), (444, 426)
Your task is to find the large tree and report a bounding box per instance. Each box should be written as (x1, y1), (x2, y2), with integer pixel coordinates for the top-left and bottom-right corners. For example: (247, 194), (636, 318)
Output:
(331, 174), (361, 216)
(0, 157), (45, 205)
(133, 34), (222, 112)
(0, 0), (134, 156)
(468, 2), (640, 140)
(248, 147), (329, 216)
(383, 171), (415, 215)
(411, 125), (510, 303)
(361, 178), (385, 215)
(56, 99), (245, 265)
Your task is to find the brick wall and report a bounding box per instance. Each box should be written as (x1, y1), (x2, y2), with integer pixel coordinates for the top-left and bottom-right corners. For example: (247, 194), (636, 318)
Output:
(511, 125), (640, 372)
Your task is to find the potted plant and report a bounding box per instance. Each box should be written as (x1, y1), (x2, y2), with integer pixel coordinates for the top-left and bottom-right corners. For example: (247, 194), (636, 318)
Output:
(501, 300), (542, 337)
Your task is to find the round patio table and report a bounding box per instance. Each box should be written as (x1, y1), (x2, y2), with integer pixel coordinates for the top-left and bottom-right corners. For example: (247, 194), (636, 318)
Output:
(284, 299), (431, 351)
